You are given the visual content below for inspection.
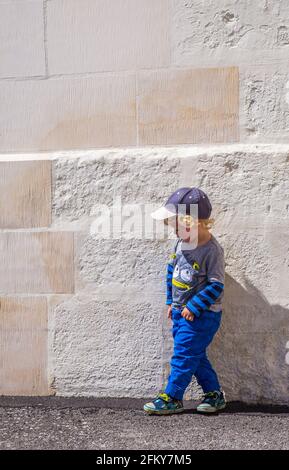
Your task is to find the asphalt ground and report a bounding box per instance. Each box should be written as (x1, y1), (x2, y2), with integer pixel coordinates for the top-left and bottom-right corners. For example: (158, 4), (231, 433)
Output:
(0, 397), (288, 450)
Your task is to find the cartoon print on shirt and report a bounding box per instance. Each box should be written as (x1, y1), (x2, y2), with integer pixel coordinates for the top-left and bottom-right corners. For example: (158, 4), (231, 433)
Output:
(169, 235), (224, 311)
(173, 264), (179, 278)
(172, 257), (199, 289)
(180, 267), (192, 283)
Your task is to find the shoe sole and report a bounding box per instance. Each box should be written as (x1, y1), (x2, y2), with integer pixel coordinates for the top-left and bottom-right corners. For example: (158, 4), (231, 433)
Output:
(144, 407), (185, 415)
(196, 403), (226, 414)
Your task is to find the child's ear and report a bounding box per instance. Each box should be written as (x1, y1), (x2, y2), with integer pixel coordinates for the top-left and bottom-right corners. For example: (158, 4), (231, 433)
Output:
(200, 218), (214, 229)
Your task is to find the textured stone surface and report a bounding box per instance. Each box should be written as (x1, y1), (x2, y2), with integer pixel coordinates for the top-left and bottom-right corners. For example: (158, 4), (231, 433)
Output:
(52, 150), (181, 222)
(76, 236), (171, 287)
(171, 0), (289, 67)
(0, 232), (74, 294)
(241, 67), (289, 142)
(0, 297), (49, 395)
(0, 161), (51, 228)
(138, 67), (239, 145)
(47, 0), (170, 74)
(178, 146), (289, 231)
(51, 294), (164, 397)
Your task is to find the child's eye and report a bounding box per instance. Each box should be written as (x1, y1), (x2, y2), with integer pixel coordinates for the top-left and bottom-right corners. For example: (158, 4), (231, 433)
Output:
(192, 261), (200, 271)
(180, 269), (192, 282)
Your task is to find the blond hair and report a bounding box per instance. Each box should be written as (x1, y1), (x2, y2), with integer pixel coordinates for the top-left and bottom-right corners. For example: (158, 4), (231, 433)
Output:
(199, 217), (215, 230)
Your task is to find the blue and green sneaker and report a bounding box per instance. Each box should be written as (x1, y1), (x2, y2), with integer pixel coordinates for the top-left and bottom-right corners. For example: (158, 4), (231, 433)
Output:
(196, 390), (226, 413)
(144, 392), (184, 415)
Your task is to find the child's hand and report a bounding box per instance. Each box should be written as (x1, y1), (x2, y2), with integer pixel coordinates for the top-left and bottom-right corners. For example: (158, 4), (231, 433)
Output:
(181, 307), (194, 321)
(167, 305), (172, 320)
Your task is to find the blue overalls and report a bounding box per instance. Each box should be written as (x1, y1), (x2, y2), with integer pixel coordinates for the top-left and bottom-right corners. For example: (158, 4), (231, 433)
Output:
(164, 306), (222, 400)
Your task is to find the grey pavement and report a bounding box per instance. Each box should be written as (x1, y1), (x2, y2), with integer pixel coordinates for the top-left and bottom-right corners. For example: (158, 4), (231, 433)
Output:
(0, 397), (288, 450)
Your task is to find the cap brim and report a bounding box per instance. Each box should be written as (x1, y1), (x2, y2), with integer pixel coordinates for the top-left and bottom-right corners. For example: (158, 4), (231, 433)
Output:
(151, 206), (176, 220)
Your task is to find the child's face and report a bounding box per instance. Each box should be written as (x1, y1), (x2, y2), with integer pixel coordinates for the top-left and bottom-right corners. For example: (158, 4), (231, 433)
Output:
(166, 215), (199, 242)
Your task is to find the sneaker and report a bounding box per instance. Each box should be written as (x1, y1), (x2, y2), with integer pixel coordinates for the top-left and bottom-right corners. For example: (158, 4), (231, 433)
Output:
(196, 391), (226, 413)
(143, 392), (184, 415)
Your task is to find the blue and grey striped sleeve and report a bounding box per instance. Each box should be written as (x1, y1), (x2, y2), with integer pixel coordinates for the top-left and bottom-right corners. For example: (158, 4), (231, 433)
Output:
(186, 281), (224, 317)
(166, 260), (174, 305)
(166, 240), (180, 305)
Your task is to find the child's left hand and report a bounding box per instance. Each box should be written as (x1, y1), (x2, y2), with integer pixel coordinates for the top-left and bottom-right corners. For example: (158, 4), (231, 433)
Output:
(181, 307), (194, 321)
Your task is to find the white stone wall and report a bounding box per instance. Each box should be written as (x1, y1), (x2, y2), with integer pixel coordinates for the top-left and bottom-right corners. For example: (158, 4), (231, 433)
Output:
(0, 1), (289, 403)
(49, 145), (289, 403)
(0, 145), (288, 403)
(1, 1), (289, 150)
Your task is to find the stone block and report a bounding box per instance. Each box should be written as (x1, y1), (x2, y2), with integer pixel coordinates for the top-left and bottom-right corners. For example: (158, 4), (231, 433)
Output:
(0, 232), (74, 294)
(0, 161), (51, 228)
(138, 67), (239, 145)
(47, 0), (170, 74)
(0, 296), (49, 395)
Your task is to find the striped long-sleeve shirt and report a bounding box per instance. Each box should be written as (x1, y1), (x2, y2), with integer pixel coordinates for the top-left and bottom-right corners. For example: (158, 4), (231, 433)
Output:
(165, 235), (225, 313)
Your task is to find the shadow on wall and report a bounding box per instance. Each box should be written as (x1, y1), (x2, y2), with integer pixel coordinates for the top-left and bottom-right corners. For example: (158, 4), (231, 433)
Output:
(210, 273), (289, 404)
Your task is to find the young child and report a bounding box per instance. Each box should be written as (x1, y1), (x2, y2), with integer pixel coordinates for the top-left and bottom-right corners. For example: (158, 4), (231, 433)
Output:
(144, 187), (226, 415)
